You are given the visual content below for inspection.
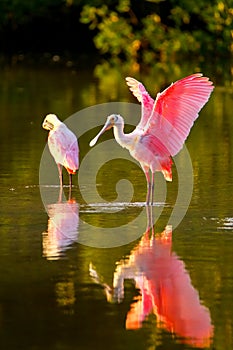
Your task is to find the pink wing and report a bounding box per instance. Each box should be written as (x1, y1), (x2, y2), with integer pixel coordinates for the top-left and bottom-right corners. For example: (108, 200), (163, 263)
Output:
(125, 77), (154, 130)
(144, 73), (214, 156)
(49, 125), (79, 172)
(65, 138), (79, 173)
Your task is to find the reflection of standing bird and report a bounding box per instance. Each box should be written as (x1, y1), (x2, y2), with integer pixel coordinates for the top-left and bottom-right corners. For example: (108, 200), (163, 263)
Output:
(90, 74), (214, 204)
(89, 224), (213, 348)
(112, 225), (213, 348)
(42, 200), (79, 260)
(42, 114), (79, 187)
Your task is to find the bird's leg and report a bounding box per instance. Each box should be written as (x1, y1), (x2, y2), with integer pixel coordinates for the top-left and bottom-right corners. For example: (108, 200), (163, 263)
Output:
(144, 170), (151, 205)
(69, 174), (72, 200)
(146, 204), (153, 229)
(58, 185), (63, 203)
(57, 163), (63, 188)
(151, 172), (155, 205)
(69, 173), (72, 187)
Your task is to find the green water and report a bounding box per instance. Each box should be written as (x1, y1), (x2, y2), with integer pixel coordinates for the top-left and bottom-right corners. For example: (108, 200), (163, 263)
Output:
(0, 59), (232, 349)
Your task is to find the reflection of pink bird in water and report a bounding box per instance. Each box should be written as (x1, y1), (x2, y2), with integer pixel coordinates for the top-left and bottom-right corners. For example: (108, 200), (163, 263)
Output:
(90, 74), (214, 204)
(90, 223), (213, 348)
(42, 114), (79, 187)
(112, 225), (213, 348)
(42, 200), (79, 260)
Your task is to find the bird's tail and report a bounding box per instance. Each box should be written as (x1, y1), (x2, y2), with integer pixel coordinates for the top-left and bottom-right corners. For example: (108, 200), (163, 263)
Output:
(161, 158), (172, 181)
(162, 169), (172, 182)
(66, 167), (76, 175)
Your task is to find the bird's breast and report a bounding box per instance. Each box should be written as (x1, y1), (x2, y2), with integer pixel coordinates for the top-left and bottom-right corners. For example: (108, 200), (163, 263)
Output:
(125, 134), (141, 152)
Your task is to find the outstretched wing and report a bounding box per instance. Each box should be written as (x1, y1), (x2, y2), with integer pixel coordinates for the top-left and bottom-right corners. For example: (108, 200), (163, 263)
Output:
(143, 73), (214, 156)
(126, 77), (154, 130)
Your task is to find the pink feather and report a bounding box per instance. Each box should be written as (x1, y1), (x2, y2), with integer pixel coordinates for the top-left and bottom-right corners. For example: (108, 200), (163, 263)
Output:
(48, 125), (79, 174)
(142, 73), (214, 156)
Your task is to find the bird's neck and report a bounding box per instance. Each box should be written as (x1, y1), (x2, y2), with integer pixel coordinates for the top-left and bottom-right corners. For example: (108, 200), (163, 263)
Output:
(113, 123), (132, 149)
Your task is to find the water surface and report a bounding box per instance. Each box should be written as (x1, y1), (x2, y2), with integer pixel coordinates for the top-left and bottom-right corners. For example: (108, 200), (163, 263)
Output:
(0, 60), (233, 349)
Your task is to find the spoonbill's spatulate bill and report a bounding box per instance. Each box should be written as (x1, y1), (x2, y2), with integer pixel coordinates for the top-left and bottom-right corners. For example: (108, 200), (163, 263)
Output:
(42, 114), (79, 187)
(90, 74), (214, 204)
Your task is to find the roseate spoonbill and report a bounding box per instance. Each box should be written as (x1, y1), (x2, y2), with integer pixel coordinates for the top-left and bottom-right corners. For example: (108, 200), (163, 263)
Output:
(90, 74), (214, 204)
(42, 114), (79, 188)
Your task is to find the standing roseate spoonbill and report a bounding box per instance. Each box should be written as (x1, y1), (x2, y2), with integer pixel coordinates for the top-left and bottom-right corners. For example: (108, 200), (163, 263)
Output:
(42, 114), (79, 188)
(90, 74), (214, 204)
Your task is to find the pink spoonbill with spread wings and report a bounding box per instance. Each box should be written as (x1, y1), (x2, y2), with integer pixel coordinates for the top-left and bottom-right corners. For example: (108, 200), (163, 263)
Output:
(42, 114), (79, 188)
(90, 74), (214, 204)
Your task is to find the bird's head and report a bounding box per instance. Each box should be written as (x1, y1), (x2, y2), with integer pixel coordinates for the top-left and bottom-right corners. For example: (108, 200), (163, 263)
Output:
(89, 114), (123, 147)
(42, 114), (62, 131)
